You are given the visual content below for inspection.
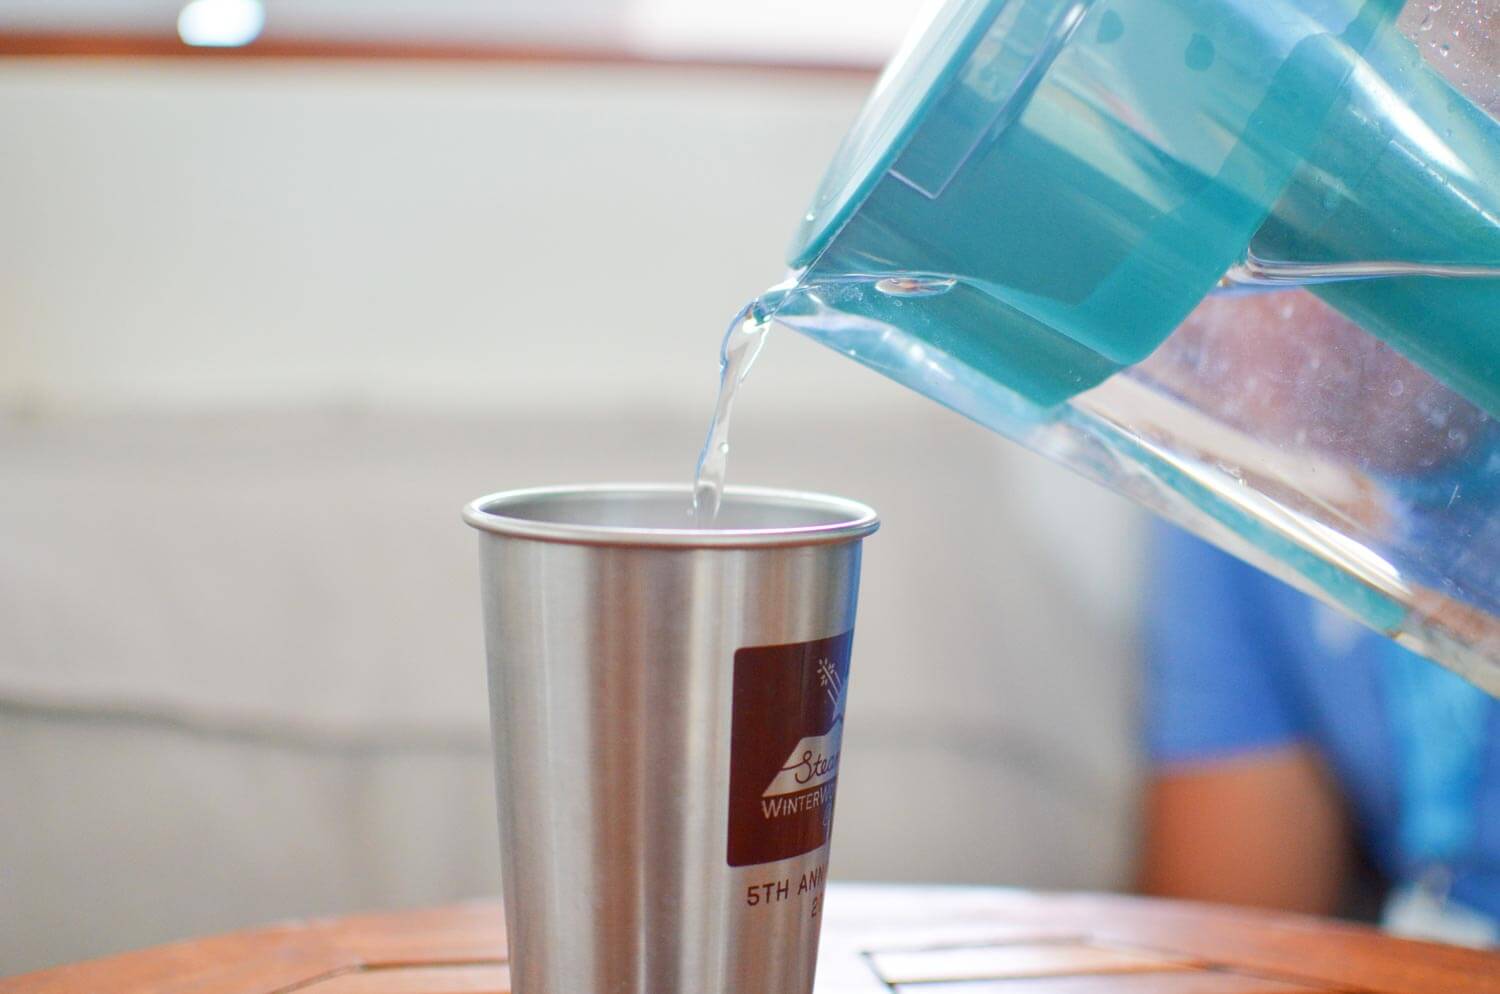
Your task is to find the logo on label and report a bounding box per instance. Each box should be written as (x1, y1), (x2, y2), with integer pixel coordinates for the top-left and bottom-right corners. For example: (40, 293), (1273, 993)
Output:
(728, 632), (853, 867)
(762, 719), (843, 798)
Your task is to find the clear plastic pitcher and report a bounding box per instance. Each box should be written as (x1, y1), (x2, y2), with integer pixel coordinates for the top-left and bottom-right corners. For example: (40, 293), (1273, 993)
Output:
(766, 0), (1500, 691)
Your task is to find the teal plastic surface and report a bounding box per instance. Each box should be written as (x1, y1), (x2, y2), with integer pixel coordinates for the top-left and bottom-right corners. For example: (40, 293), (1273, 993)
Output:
(790, 0), (1001, 266)
(1253, 25), (1500, 414)
(785, 0), (1499, 414)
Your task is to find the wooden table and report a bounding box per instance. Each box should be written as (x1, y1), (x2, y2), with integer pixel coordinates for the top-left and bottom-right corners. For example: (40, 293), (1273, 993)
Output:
(4, 885), (1497, 994)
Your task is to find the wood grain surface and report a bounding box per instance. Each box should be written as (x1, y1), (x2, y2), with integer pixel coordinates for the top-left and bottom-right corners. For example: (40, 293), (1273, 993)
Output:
(3, 885), (1496, 994)
(0, 31), (880, 74)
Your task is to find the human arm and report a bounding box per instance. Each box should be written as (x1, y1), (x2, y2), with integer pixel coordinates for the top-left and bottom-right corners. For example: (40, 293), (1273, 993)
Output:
(1140, 744), (1352, 914)
(1139, 525), (1355, 914)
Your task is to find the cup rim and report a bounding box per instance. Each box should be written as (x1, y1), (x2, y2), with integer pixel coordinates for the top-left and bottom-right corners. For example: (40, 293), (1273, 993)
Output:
(463, 483), (879, 549)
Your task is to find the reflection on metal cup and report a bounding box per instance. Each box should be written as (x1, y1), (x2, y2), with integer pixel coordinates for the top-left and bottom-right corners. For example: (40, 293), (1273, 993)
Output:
(464, 484), (878, 994)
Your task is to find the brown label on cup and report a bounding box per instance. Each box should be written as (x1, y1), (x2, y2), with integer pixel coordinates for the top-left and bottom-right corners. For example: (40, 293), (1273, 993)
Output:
(727, 630), (853, 867)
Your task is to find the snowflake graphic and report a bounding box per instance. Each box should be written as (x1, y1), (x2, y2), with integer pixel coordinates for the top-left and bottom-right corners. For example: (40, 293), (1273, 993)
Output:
(815, 657), (843, 708)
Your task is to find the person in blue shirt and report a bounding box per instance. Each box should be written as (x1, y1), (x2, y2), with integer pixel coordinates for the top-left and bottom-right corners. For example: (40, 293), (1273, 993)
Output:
(1139, 523), (1500, 947)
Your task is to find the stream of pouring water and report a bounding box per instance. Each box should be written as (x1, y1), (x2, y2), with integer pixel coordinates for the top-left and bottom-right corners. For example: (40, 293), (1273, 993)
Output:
(691, 298), (775, 525)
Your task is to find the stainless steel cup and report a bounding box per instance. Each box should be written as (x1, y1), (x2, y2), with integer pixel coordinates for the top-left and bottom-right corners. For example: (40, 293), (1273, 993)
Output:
(464, 484), (878, 994)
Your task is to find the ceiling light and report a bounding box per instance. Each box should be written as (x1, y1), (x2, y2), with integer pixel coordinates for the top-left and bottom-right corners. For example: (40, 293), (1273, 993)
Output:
(178, 0), (266, 48)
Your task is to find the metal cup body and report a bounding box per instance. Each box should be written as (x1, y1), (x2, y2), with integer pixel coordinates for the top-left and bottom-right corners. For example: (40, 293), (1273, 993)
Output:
(466, 485), (877, 994)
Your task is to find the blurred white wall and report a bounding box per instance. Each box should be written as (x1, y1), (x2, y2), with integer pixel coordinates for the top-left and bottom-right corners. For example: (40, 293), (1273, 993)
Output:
(0, 58), (1145, 974)
(0, 60), (886, 410)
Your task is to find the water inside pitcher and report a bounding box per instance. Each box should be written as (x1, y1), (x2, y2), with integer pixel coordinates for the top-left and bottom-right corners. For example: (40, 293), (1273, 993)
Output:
(766, 0), (1500, 691)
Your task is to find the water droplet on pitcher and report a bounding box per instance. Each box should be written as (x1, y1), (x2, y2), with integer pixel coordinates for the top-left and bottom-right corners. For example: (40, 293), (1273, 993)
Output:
(1389, 379), (1405, 397)
(874, 276), (958, 297)
(1184, 33), (1215, 71)
(1095, 10), (1125, 43)
(1439, 42), (1451, 55)
(1421, 13), (1435, 29)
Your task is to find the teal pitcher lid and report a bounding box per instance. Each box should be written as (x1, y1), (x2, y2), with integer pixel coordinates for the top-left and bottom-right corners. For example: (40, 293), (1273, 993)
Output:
(788, 0), (1499, 419)
(789, 0), (1008, 269)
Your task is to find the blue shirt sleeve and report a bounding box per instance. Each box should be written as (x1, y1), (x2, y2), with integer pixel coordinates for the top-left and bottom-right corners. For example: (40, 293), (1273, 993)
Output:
(1144, 522), (1306, 766)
